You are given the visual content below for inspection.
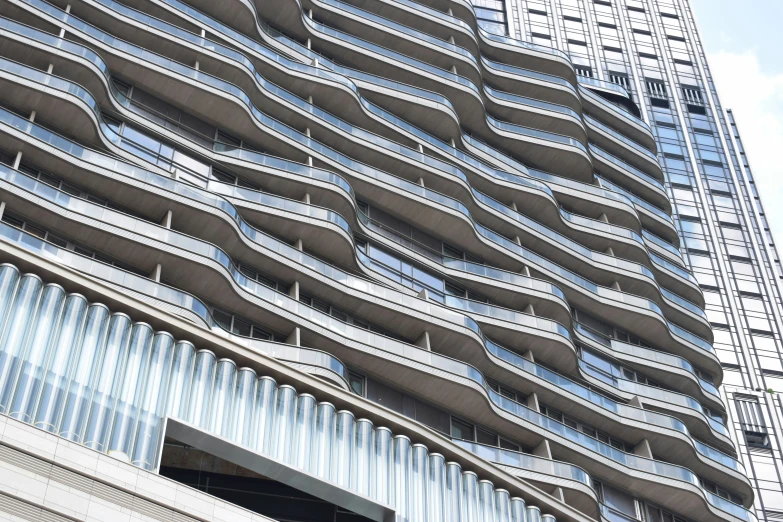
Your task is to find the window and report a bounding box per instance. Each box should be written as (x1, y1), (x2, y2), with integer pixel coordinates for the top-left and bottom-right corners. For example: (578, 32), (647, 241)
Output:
(608, 72), (629, 89)
(701, 480), (743, 505)
(211, 307), (277, 341)
(735, 395), (771, 449)
(682, 86), (704, 105)
(540, 404), (628, 451)
(646, 80), (667, 99)
(575, 66), (593, 78)
(450, 418), (474, 441)
(348, 372), (365, 396)
(472, 0), (507, 35)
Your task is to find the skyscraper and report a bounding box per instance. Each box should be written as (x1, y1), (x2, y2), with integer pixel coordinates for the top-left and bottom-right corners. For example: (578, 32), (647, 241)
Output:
(0, 0), (767, 522)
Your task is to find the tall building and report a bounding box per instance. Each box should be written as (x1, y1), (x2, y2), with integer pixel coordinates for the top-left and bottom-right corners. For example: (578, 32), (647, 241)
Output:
(0, 0), (767, 522)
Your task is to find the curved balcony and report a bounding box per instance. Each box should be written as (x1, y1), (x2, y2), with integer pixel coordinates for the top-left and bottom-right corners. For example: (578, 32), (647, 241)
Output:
(455, 440), (598, 518)
(0, 224), (754, 517)
(584, 119), (663, 180)
(0, 1), (751, 520)
(133, 0), (656, 201)
(590, 144), (670, 215)
(0, 52), (724, 390)
(0, 87), (716, 394)
(575, 325), (724, 411)
(576, 76), (640, 118)
(7, 0), (736, 464)
(595, 175), (681, 253)
(7, 5), (657, 291)
(0, 163), (744, 490)
(0, 259), (570, 522)
(0, 22), (716, 370)
(0, 228), (353, 389)
(80, 0), (671, 258)
(0, 142), (729, 457)
(166, 0), (595, 180)
(578, 86), (656, 152)
(484, 84), (585, 140)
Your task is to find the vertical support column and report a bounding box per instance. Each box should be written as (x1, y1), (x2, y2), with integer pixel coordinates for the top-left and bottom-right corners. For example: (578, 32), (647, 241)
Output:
(0, 201), (5, 221)
(301, 193), (311, 204)
(286, 327), (301, 346)
(149, 264), (162, 282)
(305, 128), (313, 167)
(633, 439), (653, 459)
(295, 239), (304, 251)
(526, 392), (540, 412)
(629, 396), (643, 408)
(289, 281), (300, 300)
(415, 331), (431, 351)
(531, 437), (551, 459)
(59, 5), (71, 38)
(160, 210), (172, 229)
(12, 152), (22, 170)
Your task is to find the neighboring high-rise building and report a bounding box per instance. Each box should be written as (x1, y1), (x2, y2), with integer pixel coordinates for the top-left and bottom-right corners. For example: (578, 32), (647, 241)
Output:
(0, 0), (766, 522)
(502, 2), (783, 522)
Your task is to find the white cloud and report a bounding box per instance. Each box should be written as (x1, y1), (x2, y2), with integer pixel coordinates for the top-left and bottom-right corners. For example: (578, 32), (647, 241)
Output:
(707, 50), (783, 247)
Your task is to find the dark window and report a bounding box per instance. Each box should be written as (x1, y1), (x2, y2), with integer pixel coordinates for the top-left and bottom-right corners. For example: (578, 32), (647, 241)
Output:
(736, 395), (771, 449)
(451, 418), (474, 441)
(349, 372), (365, 396)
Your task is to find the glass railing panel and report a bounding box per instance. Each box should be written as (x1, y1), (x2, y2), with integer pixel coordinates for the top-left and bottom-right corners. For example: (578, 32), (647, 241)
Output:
(302, 16), (481, 95)
(445, 296), (570, 339)
(481, 56), (574, 90)
(561, 210), (643, 243)
(487, 114), (588, 151)
(643, 229), (683, 259)
(319, 0), (476, 63)
(579, 86), (651, 132)
(590, 144), (663, 189)
(577, 76), (631, 99)
(596, 176), (672, 223)
(484, 85), (580, 118)
(453, 439), (592, 485)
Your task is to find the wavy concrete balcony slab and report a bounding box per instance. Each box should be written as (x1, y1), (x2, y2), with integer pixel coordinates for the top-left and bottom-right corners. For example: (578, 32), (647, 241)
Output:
(0, 48), (704, 354)
(0, 178), (743, 496)
(0, 63), (716, 386)
(0, 242), (753, 517)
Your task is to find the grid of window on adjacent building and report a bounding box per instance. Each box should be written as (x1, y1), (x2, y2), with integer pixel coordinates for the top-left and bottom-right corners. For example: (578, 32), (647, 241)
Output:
(471, 0), (509, 35)
(493, 0), (783, 518)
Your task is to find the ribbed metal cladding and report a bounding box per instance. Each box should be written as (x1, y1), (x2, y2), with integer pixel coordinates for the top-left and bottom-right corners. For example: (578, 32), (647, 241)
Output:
(0, 263), (554, 522)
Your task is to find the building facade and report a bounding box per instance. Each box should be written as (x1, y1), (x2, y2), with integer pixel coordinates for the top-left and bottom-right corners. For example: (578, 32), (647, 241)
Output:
(502, 2), (783, 522)
(0, 0), (767, 522)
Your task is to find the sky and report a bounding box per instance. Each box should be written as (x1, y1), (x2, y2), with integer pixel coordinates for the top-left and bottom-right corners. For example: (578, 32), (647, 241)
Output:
(689, 0), (783, 247)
